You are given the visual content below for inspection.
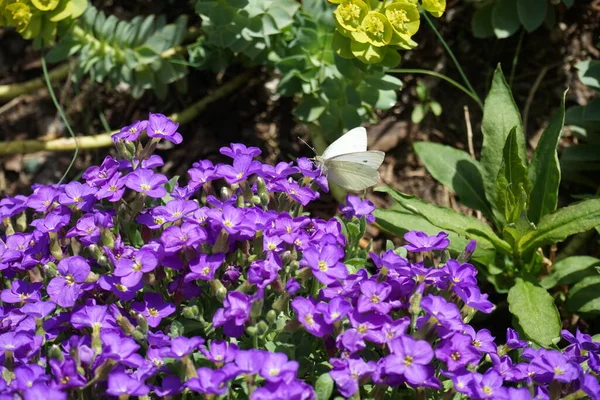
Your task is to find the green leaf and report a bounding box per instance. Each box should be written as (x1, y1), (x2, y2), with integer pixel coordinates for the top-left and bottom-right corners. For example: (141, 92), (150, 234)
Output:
(481, 65), (526, 221)
(315, 373), (334, 400)
(471, 3), (494, 38)
(565, 99), (600, 138)
(517, 0), (547, 32)
(295, 96), (326, 122)
(507, 278), (561, 347)
(541, 256), (600, 289)
(495, 127), (531, 224)
(576, 60), (600, 91)
(375, 186), (511, 254)
(492, 0), (520, 39)
(566, 275), (600, 315)
(411, 104), (426, 124)
(414, 142), (494, 220)
(364, 74), (403, 91)
(519, 198), (600, 255)
(71, 0), (88, 19)
(528, 91), (566, 224)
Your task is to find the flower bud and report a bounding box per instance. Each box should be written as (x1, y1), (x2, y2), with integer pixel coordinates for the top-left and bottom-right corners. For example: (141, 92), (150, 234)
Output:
(272, 294), (289, 313)
(137, 314), (149, 333)
(182, 305), (201, 320)
(458, 240), (477, 263)
(251, 298), (264, 320)
(133, 329), (146, 343)
(210, 279), (227, 302)
(2, 218), (15, 236)
(246, 326), (258, 336)
(15, 212), (26, 232)
(101, 228), (115, 249)
(266, 310), (277, 325)
(43, 262), (57, 278)
(117, 315), (136, 335)
(256, 321), (269, 335)
(48, 345), (64, 362)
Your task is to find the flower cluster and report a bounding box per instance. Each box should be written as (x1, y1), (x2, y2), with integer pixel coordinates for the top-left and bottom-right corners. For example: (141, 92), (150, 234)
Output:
(0, 113), (598, 400)
(329, 0), (445, 64)
(0, 0), (87, 41)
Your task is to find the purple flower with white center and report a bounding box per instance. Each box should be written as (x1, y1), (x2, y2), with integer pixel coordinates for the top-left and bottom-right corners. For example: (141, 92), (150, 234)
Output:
(581, 373), (600, 400)
(316, 296), (351, 325)
(220, 143), (261, 158)
(272, 179), (318, 206)
(82, 156), (120, 186)
(201, 340), (239, 364)
(213, 291), (252, 337)
(153, 199), (198, 222)
(302, 243), (348, 285)
(160, 222), (207, 252)
(420, 294), (463, 331)
(260, 161), (299, 180)
(30, 205), (71, 233)
(285, 277), (301, 295)
(112, 119), (148, 142)
(454, 285), (495, 314)
(0, 194), (28, 218)
(118, 154), (165, 172)
(22, 383), (67, 400)
(404, 231), (450, 252)
(291, 297), (332, 337)
(259, 352), (299, 383)
(263, 232), (284, 252)
(114, 248), (158, 286)
(0, 240), (21, 270)
(561, 328), (595, 362)
(132, 292), (176, 328)
(47, 256), (91, 308)
(530, 349), (581, 383)
(382, 335), (437, 387)
(370, 249), (410, 276)
(471, 369), (508, 399)
(248, 252), (282, 289)
(0, 331), (32, 353)
(186, 367), (228, 395)
(235, 349), (267, 374)
(13, 365), (46, 390)
(373, 317), (410, 344)
(162, 336), (205, 358)
(297, 157), (328, 191)
(219, 154), (262, 184)
(435, 333), (482, 371)
(50, 357), (86, 389)
(21, 301), (56, 319)
(506, 328), (528, 349)
(330, 358), (376, 398)
(107, 372), (150, 397)
(462, 326), (497, 354)
(146, 113), (183, 144)
(27, 186), (59, 212)
(0, 280), (42, 303)
(185, 253), (225, 282)
(65, 214), (101, 245)
(124, 168), (168, 198)
(357, 279), (392, 314)
(100, 331), (142, 365)
(445, 370), (476, 397)
(340, 195), (376, 223)
(58, 182), (97, 211)
(95, 172), (126, 202)
(209, 204), (246, 235)
(444, 259), (478, 288)
(71, 305), (118, 331)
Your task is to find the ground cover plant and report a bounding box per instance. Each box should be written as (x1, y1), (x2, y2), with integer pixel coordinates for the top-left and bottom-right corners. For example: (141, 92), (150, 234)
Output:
(0, 0), (599, 399)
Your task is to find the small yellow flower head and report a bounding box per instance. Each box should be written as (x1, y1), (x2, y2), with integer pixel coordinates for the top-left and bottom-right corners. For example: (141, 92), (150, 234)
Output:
(421, 0), (446, 18)
(31, 0), (60, 11)
(334, 0), (368, 32)
(5, 2), (31, 33)
(385, 2), (420, 37)
(360, 11), (392, 47)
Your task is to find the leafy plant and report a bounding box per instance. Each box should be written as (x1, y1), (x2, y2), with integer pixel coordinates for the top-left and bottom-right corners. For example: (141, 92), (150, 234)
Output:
(47, 5), (190, 98)
(411, 80), (442, 123)
(0, 0), (87, 43)
(471, 0), (574, 39)
(375, 65), (600, 346)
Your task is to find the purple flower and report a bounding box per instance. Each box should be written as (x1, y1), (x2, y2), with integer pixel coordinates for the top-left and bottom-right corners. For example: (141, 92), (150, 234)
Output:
(383, 335), (437, 387)
(153, 199), (198, 222)
(0, 280), (42, 303)
(404, 231), (449, 252)
(162, 336), (205, 358)
(27, 186), (59, 212)
(463, 326), (497, 354)
(30, 205), (71, 233)
(248, 252), (282, 289)
(132, 292), (176, 328)
(357, 279), (392, 314)
(47, 256), (91, 307)
(260, 161), (299, 180)
(95, 172), (126, 202)
(71, 305), (117, 331)
(471, 369), (508, 399)
(58, 182), (97, 211)
(82, 156), (120, 186)
(185, 253), (225, 282)
(112, 119), (148, 142)
(291, 297), (332, 337)
(98, 275), (142, 301)
(219, 154), (262, 184)
(302, 244), (348, 285)
(454, 285), (495, 314)
(186, 367), (228, 395)
(235, 349), (267, 374)
(0, 239), (21, 270)
(154, 375), (182, 397)
(125, 168), (168, 198)
(272, 179), (318, 206)
(147, 113), (183, 144)
(317, 296), (351, 324)
(340, 195), (375, 223)
(420, 294), (463, 332)
(201, 340), (239, 364)
(259, 352), (299, 383)
(285, 278), (301, 295)
(330, 358), (376, 398)
(22, 383), (67, 400)
(0, 331), (32, 353)
(445, 259), (478, 288)
(220, 143), (261, 158)
(506, 328), (528, 349)
(435, 333), (482, 371)
(65, 214), (101, 245)
(0, 194), (28, 218)
(161, 222), (207, 252)
(213, 291), (252, 337)
(530, 349), (581, 383)
(50, 357), (86, 389)
(114, 248), (158, 286)
(107, 372), (150, 397)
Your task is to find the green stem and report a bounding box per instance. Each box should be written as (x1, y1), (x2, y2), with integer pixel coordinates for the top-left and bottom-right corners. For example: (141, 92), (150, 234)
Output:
(422, 12), (483, 109)
(390, 68), (481, 106)
(0, 63), (71, 101)
(509, 29), (525, 88)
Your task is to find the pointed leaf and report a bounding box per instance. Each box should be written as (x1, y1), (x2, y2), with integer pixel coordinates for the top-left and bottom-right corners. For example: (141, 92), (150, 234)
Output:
(519, 198), (600, 255)
(492, 0), (520, 39)
(566, 275), (600, 315)
(481, 66), (526, 220)
(528, 92), (566, 224)
(471, 3), (494, 38)
(315, 373), (334, 400)
(507, 278), (561, 347)
(517, 0), (547, 32)
(541, 256), (600, 289)
(414, 142), (494, 219)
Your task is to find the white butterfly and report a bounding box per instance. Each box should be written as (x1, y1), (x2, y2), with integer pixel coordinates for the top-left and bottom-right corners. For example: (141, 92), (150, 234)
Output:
(314, 127), (385, 191)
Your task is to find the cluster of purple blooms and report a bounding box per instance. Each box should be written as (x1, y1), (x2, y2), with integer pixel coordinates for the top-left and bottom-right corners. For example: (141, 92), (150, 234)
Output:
(0, 113), (598, 399)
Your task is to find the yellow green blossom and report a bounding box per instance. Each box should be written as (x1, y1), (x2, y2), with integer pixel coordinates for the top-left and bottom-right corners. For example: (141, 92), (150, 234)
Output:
(334, 0), (368, 32)
(31, 0), (60, 11)
(422, 0), (446, 18)
(355, 11), (392, 47)
(5, 2), (31, 33)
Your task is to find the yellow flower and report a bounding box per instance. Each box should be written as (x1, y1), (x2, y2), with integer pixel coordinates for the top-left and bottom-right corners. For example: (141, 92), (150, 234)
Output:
(385, 2), (420, 37)
(31, 0), (60, 11)
(358, 11), (392, 47)
(421, 0), (446, 18)
(5, 2), (31, 33)
(334, 0), (368, 32)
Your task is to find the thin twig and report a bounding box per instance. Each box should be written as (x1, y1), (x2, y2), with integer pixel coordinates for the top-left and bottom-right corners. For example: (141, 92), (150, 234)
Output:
(0, 63), (71, 101)
(508, 29), (525, 89)
(0, 71), (256, 155)
(523, 66), (549, 137)
(463, 106), (475, 160)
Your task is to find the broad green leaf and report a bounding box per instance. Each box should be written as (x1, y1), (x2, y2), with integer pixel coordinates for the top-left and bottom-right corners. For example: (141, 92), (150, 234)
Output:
(375, 186), (511, 254)
(576, 60), (600, 91)
(314, 373), (334, 400)
(517, 0), (547, 32)
(411, 104), (426, 124)
(495, 127), (530, 224)
(294, 96), (326, 122)
(528, 92), (566, 224)
(492, 0), (520, 39)
(471, 3), (494, 38)
(541, 256), (600, 289)
(519, 198), (600, 255)
(481, 66), (526, 221)
(565, 99), (600, 138)
(413, 142), (494, 220)
(507, 279), (561, 347)
(566, 275), (600, 315)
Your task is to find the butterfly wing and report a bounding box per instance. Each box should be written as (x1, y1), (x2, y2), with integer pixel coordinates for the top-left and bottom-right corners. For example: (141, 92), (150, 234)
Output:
(325, 151), (384, 191)
(321, 127), (368, 160)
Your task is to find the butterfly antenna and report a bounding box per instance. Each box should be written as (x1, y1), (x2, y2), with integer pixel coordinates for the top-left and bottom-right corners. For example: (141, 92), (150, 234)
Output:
(298, 136), (316, 155)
